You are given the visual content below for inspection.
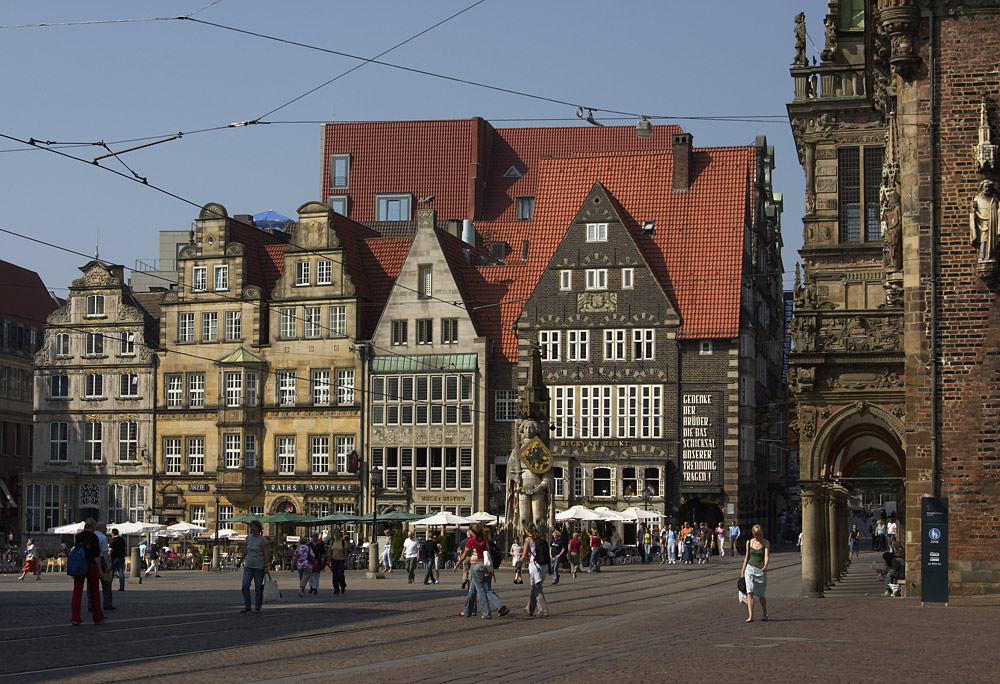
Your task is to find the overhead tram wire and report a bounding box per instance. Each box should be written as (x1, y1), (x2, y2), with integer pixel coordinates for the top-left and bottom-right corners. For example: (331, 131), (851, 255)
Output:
(0, 0), (223, 29)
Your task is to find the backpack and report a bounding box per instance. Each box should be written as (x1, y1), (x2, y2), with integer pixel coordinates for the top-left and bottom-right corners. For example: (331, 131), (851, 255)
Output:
(67, 546), (88, 577)
(488, 539), (503, 568)
(533, 538), (550, 566)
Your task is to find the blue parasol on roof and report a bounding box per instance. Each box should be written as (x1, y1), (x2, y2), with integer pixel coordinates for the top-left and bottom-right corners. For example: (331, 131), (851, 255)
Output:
(252, 210), (293, 230)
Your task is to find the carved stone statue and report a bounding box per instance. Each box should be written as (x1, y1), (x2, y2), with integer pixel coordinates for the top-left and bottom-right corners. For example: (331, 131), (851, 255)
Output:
(975, 97), (998, 173)
(881, 179), (902, 272)
(793, 13), (808, 66)
(793, 264), (816, 309)
(970, 180), (999, 263)
(509, 343), (555, 536)
(512, 417), (550, 531)
(821, 13), (838, 62)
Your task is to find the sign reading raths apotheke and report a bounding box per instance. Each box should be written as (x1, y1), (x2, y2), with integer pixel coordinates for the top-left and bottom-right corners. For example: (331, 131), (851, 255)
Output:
(680, 391), (722, 489)
(266, 483), (360, 493)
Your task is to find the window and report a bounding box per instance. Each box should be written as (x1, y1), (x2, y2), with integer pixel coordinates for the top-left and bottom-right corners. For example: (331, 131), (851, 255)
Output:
(119, 331), (135, 356)
(214, 264), (229, 291)
(107, 484), (125, 525)
(190, 505), (206, 527)
(551, 386), (575, 438)
(699, 340), (713, 355)
(277, 436), (295, 473)
(567, 330), (589, 361)
(328, 195), (348, 216)
(593, 467), (614, 497)
(42, 484), (61, 531)
(330, 154), (350, 188)
(224, 372), (242, 407)
(50, 373), (68, 398)
(312, 370), (330, 405)
(166, 375), (183, 406)
(639, 385), (662, 438)
(418, 265), (432, 297)
(201, 312), (218, 342)
(224, 433), (241, 468)
(127, 484), (146, 522)
(838, 146), (884, 243)
(85, 294), (105, 317)
(245, 372), (259, 407)
(118, 420), (139, 461)
(84, 422), (103, 462)
(55, 332), (71, 357)
(517, 196), (535, 220)
(559, 270), (572, 291)
(391, 320), (407, 346)
(85, 373), (104, 398)
(580, 385), (612, 438)
(119, 372), (139, 397)
(218, 505), (233, 530)
(633, 329), (655, 360)
(279, 308), (296, 338)
(249, 505), (264, 519)
(573, 466), (585, 497)
(336, 369), (355, 405)
(376, 194), (411, 221)
(295, 261), (310, 286)
(585, 269), (608, 290)
(317, 259), (332, 285)
(604, 329), (626, 360)
(187, 438), (205, 474)
(622, 268), (634, 289)
(192, 266), (207, 291)
(416, 318), (433, 344)
(644, 467), (660, 496)
(303, 307), (322, 338)
(225, 311), (242, 340)
(49, 422), (68, 461)
(329, 306), (346, 336)
(495, 390), (517, 421)
(165, 438), (181, 474)
(622, 467), (639, 497)
(311, 436), (329, 474)
(539, 330), (560, 361)
(618, 385), (638, 438)
(586, 223), (608, 242)
(86, 332), (104, 356)
(188, 374), (205, 408)
(24, 484), (41, 532)
(178, 313), (194, 342)
(244, 433), (257, 469)
(278, 371), (296, 406)
(441, 318), (458, 344)
(335, 436), (354, 473)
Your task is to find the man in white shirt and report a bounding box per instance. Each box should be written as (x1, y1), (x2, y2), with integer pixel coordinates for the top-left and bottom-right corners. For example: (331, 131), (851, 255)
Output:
(728, 522), (742, 557)
(401, 531), (420, 584)
(886, 518), (898, 545)
(94, 523), (115, 612)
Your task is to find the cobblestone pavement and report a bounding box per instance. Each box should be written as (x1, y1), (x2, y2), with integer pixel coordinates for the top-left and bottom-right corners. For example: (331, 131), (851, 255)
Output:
(0, 551), (995, 684)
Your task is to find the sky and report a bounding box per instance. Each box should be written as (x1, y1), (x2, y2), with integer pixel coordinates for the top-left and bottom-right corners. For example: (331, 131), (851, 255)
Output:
(0, 0), (832, 296)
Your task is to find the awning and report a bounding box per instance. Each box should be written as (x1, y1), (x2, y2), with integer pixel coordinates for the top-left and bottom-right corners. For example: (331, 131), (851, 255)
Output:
(371, 353), (478, 374)
(0, 480), (17, 508)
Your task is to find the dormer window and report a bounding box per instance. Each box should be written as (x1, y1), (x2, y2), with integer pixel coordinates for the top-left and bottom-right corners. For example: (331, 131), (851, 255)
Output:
(503, 165), (523, 178)
(192, 267), (207, 292)
(85, 294), (105, 318)
(517, 196), (535, 220)
(214, 265), (229, 291)
(330, 154), (350, 189)
(376, 194), (411, 221)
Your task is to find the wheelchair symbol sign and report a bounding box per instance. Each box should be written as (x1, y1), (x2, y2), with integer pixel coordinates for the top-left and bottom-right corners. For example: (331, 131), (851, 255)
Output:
(928, 527), (941, 541)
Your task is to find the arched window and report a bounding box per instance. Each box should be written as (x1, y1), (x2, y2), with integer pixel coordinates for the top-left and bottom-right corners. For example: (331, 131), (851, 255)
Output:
(108, 484), (126, 524)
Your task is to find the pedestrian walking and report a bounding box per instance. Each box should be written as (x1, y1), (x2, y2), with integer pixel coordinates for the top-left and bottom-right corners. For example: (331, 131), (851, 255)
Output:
(568, 532), (582, 578)
(454, 523), (492, 619)
(308, 532), (325, 595)
(241, 520), (269, 613)
(741, 524), (770, 622)
(460, 529), (473, 589)
(849, 524), (861, 558)
(588, 529), (602, 573)
(70, 519), (105, 626)
(549, 530), (565, 584)
(18, 538), (38, 581)
(510, 537), (524, 584)
(378, 528), (393, 573)
(402, 530), (420, 584)
(422, 533), (441, 585)
(641, 525), (653, 564)
(715, 522), (726, 559)
(143, 541), (160, 577)
(520, 525), (550, 617)
(328, 527), (348, 594)
(109, 528), (127, 591)
(664, 524), (678, 564)
(95, 523), (115, 612)
(294, 538), (314, 598)
(728, 521), (742, 557)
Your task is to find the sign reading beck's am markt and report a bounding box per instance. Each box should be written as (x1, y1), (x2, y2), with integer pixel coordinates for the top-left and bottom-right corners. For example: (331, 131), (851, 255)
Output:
(681, 392), (721, 488)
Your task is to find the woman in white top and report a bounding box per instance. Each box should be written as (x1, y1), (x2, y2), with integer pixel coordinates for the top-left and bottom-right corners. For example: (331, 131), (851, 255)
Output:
(241, 520), (270, 613)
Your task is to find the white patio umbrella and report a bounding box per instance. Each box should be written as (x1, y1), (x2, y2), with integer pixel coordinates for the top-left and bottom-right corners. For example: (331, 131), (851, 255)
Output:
(620, 506), (663, 521)
(466, 511), (499, 524)
(594, 507), (631, 521)
(47, 521), (85, 534)
(113, 521), (165, 535)
(555, 505), (601, 521)
(167, 521), (208, 536)
(411, 512), (472, 527)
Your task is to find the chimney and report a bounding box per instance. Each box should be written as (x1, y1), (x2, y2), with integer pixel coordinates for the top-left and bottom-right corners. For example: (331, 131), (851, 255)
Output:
(672, 132), (693, 192)
(108, 265), (126, 284)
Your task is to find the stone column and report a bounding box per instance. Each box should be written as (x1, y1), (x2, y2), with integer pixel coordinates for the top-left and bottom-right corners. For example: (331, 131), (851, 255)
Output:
(799, 482), (825, 597)
(819, 485), (831, 589)
(829, 486), (848, 579)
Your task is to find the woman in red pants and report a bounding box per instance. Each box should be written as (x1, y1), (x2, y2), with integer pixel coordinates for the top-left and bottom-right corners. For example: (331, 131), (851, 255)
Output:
(71, 518), (106, 626)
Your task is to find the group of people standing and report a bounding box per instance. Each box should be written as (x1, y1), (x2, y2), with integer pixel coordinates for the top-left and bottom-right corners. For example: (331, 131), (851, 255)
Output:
(67, 518), (127, 625)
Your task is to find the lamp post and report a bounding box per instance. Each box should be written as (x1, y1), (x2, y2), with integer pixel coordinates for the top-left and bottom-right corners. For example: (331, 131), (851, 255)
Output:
(212, 487), (221, 571)
(366, 466), (384, 579)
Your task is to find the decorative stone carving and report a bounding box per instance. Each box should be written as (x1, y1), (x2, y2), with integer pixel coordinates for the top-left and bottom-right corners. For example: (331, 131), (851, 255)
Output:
(975, 97), (998, 174)
(118, 303), (142, 322)
(821, 13), (838, 63)
(970, 180), (1000, 281)
(818, 316), (901, 353)
(72, 265), (120, 289)
(577, 291), (617, 313)
(800, 406), (817, 440)
(793, 264), (816, 309)
(199, 202), (227, 221)
(790, 315), (816, 352)
(881, 122), (903, 273)
(877, 1), (920, 80)
(79, 483), (100, 507)
(225, 243), (245, 257)
(793, 12), (808, 66)
(788, 366), (815, 393)
(243, 286), (261, 300)
(824, 369), (901, 390)
(48, 307), (70, 324)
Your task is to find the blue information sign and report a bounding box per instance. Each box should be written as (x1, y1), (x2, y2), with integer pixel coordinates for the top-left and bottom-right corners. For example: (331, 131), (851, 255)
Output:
(920, 497), (948, 604)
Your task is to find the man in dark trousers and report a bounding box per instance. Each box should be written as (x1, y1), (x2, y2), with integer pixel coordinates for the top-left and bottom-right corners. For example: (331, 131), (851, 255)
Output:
(422, 533), (440, 585)
(109, 528), (128, 591)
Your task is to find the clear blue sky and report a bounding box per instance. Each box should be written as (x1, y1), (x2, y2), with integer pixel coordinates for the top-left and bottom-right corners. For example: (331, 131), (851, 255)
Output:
(1, 0), (830, 295)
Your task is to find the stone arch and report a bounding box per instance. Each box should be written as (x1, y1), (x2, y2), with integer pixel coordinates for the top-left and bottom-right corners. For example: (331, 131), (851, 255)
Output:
(807, 402), (904, 479)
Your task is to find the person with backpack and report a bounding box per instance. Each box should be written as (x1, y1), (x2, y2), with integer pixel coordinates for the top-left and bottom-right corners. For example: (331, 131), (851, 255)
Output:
(519, 525), (549, 617)
(69, 518), (105, 626)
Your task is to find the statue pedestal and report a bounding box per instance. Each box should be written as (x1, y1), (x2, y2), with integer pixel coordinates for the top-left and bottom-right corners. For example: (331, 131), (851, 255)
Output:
(976, 259), (998, 282)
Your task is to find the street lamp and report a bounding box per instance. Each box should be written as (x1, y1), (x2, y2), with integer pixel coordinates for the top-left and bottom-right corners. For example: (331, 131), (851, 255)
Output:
(367, 466), (383, 579)
(212, 487), (221, 571)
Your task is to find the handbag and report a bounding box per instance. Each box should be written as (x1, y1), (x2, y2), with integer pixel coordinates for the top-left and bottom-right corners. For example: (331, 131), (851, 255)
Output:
(263, 572), (282, 603)
(482, 548), (494, 573)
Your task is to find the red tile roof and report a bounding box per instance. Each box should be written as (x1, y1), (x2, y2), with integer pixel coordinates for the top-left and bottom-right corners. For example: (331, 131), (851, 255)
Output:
(0, 259), (58, 329)
(229, 221), (287, 295)
(356, 237), (410, 339)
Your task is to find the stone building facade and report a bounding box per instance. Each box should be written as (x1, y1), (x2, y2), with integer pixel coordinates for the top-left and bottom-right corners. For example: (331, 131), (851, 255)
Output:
(789, 0), (1000, 595)
(25, 261), (157, 541)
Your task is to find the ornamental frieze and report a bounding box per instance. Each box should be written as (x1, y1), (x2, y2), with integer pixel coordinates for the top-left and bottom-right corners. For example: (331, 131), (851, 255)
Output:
(577, 292), (617, 313)
(817, 315), (901, 353)
(825, 369), (902, 390)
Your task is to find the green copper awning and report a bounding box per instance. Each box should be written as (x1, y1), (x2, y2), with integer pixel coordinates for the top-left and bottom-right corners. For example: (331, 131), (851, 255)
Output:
(218, 347), (265, 364)
(371, 353), (478, 374)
